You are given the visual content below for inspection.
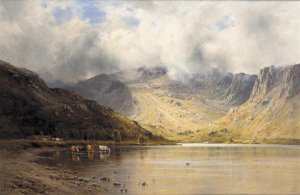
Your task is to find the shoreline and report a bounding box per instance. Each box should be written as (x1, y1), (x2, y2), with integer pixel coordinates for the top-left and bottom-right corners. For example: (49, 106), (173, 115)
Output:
(0, 146), (109, 195)
(1, 138), (299, 194)
(0, 137), (299, 152)
(0, 139), (175, 194)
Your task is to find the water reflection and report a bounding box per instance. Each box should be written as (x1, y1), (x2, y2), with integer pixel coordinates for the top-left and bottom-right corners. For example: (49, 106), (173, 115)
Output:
(38, 144), (300, 194)
(69, 151), (111, 162)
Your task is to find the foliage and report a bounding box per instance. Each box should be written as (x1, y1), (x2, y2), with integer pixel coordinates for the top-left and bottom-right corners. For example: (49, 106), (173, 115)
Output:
(138, 134), (147, 145)
(112, 129), (121, 145)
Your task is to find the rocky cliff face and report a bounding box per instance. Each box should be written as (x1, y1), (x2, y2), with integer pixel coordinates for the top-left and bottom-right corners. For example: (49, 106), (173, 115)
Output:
(216, 73), (234, 95)
(0, 60), (157, 140)
(190, 68), (256, 105)
(224, 73), (257, 105)
(70, 74), (135, 116)
(137, 66), (168, 79)
(202, 69), (234, 95)
(250, 66), (282, 98)
(189, 68), (233, 95)
(284, 64), (300, 99)
(218, 63), (300, 141)
(250, 64), (300, 100)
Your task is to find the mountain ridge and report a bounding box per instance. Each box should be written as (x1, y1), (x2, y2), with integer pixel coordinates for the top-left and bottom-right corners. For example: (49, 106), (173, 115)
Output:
(214, 64), (300, 142)
(69, 73), (136, 116)
(3, 58), (298, 143)
(0, 60), (159, 141)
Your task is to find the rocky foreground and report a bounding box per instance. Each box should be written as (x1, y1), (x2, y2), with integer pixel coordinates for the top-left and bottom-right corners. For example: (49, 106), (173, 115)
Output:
(0, 139), (173, 195)
(0, 147), (108, 195)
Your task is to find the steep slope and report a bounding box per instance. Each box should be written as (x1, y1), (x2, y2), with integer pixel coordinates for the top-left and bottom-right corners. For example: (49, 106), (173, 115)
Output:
(0, 60), (158, 140)
(189, 69), (233, 95)
(224, 73), (257, 105)
(190, 69), (256, 105)
(215, 64), (300, 142)
(70, 74), (135, 116)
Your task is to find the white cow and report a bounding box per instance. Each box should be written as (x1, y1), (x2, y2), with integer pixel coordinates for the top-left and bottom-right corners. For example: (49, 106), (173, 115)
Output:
(99, 145), (110, 154)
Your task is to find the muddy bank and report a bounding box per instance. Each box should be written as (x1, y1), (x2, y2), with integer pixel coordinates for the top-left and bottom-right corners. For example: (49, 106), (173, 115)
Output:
(0, 144), (109, 194)
(0, 139), (173, 194)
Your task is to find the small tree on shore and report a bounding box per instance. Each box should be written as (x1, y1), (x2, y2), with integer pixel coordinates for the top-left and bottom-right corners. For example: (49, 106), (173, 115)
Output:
(112, 129), (121, 145)
(138, 134), (147, 145)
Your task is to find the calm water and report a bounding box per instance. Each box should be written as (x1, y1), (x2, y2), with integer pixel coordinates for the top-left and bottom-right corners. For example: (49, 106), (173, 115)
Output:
(38, 144), (300, 194)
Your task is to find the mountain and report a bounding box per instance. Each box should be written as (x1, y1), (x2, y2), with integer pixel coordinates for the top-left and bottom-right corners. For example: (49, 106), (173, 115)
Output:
(0, 60), (159, 141)
(70, 74), (136, 116)
(33, 62), (299, 143)
(73, 66), (262, 141)
(215, 64), (300, 142)
(118, 68), (232, 139)
(189, 69), (257, 105)
(223, 73), (257, 105)
(68, 66), (168, 117)
(136, 66), (168, 80)
(189, 69), (233, 93)
(113, 65), (299, 143)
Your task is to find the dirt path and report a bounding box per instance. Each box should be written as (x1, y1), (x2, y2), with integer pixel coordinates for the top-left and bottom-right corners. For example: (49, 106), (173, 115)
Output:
(0, 147), (107, 195)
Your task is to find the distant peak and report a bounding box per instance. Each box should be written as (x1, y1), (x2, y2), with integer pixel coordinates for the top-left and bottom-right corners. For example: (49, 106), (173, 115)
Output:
(137, 66), (168, 79)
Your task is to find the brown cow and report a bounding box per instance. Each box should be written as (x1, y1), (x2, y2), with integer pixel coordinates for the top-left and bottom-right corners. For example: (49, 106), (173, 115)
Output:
(71, 145), (79, 153)
(86, 144), (94, 152)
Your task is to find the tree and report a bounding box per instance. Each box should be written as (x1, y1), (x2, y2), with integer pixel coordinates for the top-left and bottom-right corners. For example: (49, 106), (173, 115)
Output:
(112, 129), (121, 145)
(138, 134), (147, 145)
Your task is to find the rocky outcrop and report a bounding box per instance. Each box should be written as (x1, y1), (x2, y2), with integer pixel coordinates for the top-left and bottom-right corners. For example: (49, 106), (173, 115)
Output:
(216, 73), (234, 94)
(218, 63), (300, 141)
(250, 64), (300, 100)
(0, 60), (158, 140)
(250, 66), (282, 98)
(190, 68), (256, 105)
(189, 68), (257, 105)
(224, 73), (257, 105)
(284, 64), (300, 98)
(70, 74), (135, 116)
(137, 66), (167, 79)
(227, 107), (238, 115)
(190, 68), (233, 95)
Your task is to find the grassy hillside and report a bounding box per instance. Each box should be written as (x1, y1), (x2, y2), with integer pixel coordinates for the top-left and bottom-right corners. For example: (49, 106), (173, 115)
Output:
(195, 64), (300, 143)
(128, 75), (229, 141)
(0, 60), (161, 141)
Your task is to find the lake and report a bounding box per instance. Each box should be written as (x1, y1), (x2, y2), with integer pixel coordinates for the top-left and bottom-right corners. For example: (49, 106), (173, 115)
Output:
(38, 144), (300, 194)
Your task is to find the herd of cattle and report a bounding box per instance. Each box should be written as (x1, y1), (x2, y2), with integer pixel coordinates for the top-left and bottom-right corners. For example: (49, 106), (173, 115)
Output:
(70, 144), (110, 154)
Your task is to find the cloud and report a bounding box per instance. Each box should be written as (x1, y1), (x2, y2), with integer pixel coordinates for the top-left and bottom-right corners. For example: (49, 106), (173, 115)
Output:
(52, 7), (74, 24)
(0, 0), (118, 83)
(78, 1), (106, 25)
(0, 1), (300, 83)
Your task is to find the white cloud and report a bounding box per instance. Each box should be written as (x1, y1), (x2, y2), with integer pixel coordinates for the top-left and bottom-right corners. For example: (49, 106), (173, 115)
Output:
(0, 1), (300, 83)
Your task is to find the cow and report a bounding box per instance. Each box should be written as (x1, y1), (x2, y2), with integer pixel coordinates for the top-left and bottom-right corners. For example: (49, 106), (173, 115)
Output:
(99, 145), (110, 154)
(71, 145), (79, 153)
(86, 144), (94, 152)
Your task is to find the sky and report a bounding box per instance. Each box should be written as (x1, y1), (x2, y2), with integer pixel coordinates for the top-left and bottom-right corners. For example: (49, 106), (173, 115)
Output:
(0, 0), (300, 83)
